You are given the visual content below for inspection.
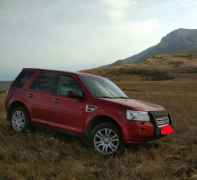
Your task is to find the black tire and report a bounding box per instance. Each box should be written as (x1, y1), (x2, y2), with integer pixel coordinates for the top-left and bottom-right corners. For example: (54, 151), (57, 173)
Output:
(9, 106), (31, 132)
(89, 122), (124, 155)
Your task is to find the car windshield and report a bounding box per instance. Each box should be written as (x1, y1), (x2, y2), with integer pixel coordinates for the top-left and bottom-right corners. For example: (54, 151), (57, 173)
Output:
(81, 76), (128, 99)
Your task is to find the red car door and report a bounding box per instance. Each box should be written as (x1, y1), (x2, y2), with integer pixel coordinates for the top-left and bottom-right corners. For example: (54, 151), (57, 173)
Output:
(28, 71), (57, 124)
(52, 74), (86, 134)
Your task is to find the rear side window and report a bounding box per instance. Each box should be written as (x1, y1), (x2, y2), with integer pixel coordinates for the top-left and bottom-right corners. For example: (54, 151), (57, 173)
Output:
(12, 70), (33, 88)
(31, 72), (57, 93)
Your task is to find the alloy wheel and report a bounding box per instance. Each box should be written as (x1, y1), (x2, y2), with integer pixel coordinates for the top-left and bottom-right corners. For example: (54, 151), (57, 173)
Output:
(93, 128), (120, 155)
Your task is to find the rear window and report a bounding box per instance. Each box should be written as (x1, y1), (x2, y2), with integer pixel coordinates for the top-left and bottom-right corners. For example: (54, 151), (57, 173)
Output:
(31, 72), (57, 93)
(12, 70), (33, 88)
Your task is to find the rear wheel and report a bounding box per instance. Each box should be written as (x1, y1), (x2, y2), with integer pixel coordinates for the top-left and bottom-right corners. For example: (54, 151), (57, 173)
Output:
(90, 123), (123, 155)
(9, 106), (31, 132)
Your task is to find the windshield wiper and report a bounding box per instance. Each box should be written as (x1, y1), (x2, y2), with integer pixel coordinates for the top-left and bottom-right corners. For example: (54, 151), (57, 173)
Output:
(113, 97), (129, 99)
(97, 96), (129, 99)
(97, 96), (113, 98)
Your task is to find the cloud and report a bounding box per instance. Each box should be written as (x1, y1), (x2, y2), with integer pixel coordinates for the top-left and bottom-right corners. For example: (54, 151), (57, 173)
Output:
(102, 0), (137, 23)
(1, 0), (197, 80)
(165, 0), (197, 8)
(178, 0), (197, 7)
(100, 18), (162, 58)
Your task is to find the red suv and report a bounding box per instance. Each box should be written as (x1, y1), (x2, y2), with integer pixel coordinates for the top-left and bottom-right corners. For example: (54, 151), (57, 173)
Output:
(5, 68), (174, 155)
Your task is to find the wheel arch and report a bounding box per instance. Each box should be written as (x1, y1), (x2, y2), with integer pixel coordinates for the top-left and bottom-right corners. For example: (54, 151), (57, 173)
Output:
(86, 115), (123, 136)
(7, 101), (30, 121)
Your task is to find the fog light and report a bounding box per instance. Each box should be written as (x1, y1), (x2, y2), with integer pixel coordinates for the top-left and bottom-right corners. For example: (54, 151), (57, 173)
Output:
(161, 125), (174, 135)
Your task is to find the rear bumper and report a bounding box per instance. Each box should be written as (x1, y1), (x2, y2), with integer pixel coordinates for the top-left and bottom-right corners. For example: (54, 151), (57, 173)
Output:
(122, 121), (174, 144)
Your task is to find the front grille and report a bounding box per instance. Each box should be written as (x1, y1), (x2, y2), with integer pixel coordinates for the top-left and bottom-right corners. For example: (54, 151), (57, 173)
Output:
(155, 116), (170, 127)
(149, 111), (170, 127)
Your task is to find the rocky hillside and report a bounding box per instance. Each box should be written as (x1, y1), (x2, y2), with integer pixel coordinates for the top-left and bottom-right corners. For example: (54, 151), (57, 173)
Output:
(84, 54), (197, 81)
(111, 28), (197, 65)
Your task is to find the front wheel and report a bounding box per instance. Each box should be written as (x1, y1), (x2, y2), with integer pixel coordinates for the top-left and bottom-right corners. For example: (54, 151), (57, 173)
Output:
(90, 123), (123, 155)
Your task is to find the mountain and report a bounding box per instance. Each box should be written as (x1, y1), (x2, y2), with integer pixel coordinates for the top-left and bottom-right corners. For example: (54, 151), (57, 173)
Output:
(111, 28), (197, 65)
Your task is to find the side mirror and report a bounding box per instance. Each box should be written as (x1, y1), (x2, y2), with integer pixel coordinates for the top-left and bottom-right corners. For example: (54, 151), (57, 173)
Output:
(67, 90), (84, 99)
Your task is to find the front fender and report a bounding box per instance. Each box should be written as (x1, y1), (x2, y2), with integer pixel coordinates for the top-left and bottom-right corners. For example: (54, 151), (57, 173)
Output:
(84, 112), (124, 132)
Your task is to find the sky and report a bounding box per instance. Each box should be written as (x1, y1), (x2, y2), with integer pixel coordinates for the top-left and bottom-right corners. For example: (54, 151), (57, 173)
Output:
(0, 0), (197, 80)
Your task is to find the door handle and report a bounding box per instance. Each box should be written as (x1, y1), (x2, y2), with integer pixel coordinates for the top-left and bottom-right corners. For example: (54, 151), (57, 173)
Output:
(54, 98), (59, 104)
(28, 93), (33, 98)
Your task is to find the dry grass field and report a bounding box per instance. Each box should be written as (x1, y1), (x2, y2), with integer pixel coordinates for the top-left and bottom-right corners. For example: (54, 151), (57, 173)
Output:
(0, 54), (197, 180)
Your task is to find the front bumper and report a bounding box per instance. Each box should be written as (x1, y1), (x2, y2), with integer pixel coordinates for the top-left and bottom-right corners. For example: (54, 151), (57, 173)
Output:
(123, 118), (174, 144)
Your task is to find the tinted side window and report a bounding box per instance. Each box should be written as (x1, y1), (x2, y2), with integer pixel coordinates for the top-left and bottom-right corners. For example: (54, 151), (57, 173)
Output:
(12, 70), (33, 88)
(31, 72), (57, 93)
(57, 75), (83, 97)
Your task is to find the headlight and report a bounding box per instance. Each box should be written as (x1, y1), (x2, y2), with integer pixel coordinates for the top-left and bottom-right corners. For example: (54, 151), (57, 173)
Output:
(126, 110), (150, 121)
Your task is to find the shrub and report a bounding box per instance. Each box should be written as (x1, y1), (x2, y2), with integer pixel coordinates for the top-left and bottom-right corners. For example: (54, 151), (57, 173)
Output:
(124, 66), (176, 81)
(144, 71), (176, 81)
(178, 65), (197, 73)
(84, 64), (176, 81)
(0, 90), (5, 94)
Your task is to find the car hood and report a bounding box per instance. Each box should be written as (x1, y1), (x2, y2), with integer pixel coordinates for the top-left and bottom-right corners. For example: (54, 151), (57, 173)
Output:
(100, 98), (165, 112)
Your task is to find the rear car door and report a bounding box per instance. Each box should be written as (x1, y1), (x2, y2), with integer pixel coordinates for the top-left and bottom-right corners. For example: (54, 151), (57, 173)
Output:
(28, 71), (57, 124)
(52, 74), (86, 134)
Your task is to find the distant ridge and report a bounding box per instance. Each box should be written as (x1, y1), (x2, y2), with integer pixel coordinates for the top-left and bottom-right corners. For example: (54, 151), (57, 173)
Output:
(0, 81), (11, 90)
(110, 28), (197, 66)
